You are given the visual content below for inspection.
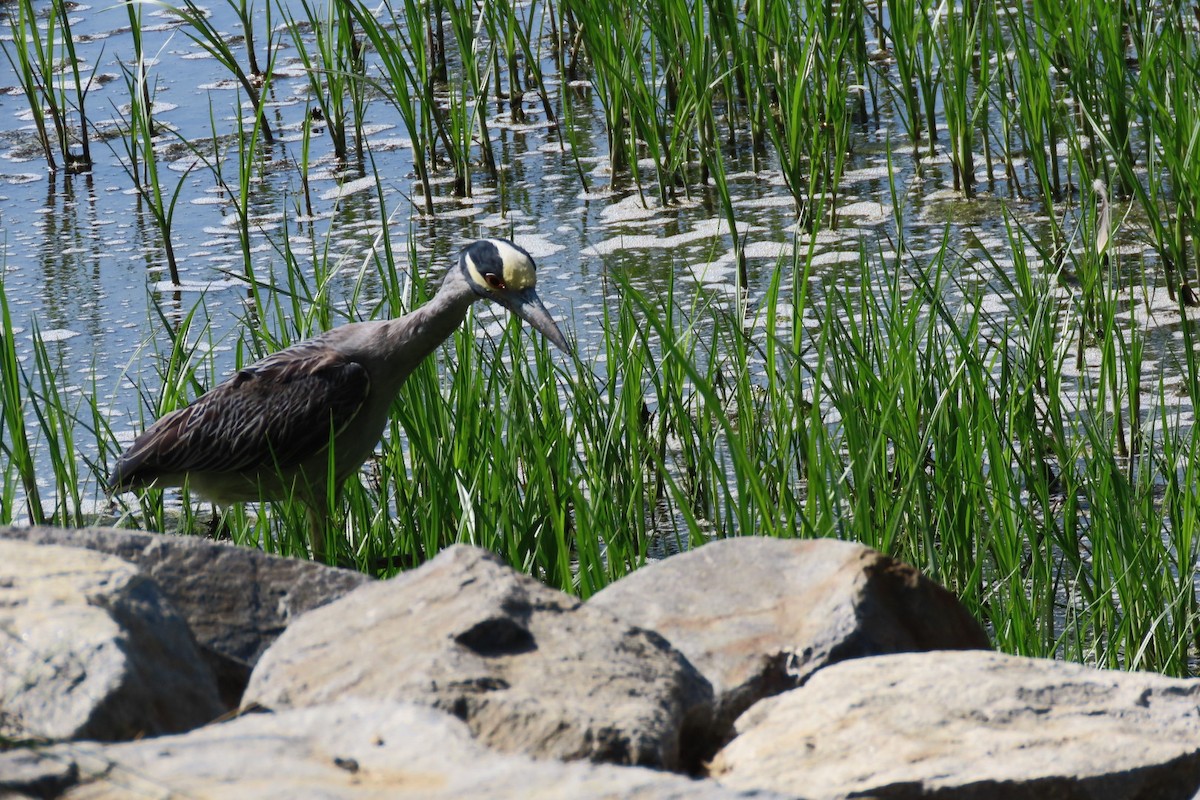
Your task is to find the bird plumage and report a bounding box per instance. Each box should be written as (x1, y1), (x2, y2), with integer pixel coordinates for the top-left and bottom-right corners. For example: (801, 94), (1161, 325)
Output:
(109, 238), (570, 558)
(108, 338), (372, 501)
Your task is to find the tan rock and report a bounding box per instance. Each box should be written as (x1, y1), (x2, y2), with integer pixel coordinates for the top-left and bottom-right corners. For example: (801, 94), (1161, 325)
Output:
(0, 540), (223, 742)
(0, 702), (788, 800)
(589, 536), (989, 728)
(711, 649), (1200, 799)
(0, 526), (369, 658)
(243, 545), (714, 770)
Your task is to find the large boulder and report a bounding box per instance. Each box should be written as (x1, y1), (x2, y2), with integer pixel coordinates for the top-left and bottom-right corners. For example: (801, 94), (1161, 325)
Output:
(0, 526), (371, 706)
(243, 545), (714, 771)
(0, 540), (224, 742)
(0, 702), (784, 800)
(589, 536), (989, 728)
(711, 649), (1200, 799)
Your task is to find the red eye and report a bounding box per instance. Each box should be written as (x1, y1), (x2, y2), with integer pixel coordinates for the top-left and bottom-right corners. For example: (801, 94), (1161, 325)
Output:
(485, 273), (506, 290)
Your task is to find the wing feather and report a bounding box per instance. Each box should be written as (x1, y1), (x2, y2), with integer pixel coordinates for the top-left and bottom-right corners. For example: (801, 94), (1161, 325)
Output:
(111, 342), (370, 489)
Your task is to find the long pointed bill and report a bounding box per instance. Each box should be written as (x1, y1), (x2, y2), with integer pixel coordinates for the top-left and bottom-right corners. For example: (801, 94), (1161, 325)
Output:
(502, 287), (572, 354)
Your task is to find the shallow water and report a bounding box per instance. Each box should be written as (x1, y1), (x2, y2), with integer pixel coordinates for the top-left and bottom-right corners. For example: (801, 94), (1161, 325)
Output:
(0, 3), (1191, 536)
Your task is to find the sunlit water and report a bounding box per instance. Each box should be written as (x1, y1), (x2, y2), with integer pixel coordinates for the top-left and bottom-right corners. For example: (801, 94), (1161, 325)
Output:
(0, 1), (1194, 585)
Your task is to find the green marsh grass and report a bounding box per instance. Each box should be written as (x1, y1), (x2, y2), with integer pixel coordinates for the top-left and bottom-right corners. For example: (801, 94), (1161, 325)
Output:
(283, 0), (367, 166)
(562, 0), (636, 186)
(482, 0), (526, 122)
(1, 0), (1199, 680)
(0, 280), (45, 526)
(939, 0), (986, 197)
(2, 0), (92, 171)
(883, 0), (939, 159)
(26, 325), (88, 528)
(442, 0), (499, 192)
(2, 1), (57, 169)
(1134, 13), (1200, 304)
(113, 7), (186, 284)
(139, 0), (278, 145)
(34, 175), (1200, 675)
(1005, 0), (1064, 232)
(347, 0), (436, 213)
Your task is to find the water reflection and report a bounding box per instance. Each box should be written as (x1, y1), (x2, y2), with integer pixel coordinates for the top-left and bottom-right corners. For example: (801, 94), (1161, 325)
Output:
(0, 4), (1188, 536)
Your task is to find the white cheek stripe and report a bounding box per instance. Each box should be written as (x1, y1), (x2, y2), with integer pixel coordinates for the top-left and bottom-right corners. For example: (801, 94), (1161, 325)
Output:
(464, 252), (486, 287)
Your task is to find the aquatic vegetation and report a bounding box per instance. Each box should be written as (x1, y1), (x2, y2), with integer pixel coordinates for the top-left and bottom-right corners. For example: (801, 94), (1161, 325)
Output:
(0, 0), (1196, 679)
(1, 0), (92, 170)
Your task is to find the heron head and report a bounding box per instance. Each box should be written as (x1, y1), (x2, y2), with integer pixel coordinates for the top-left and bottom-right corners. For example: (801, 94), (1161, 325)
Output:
(460, 238), (571, 353)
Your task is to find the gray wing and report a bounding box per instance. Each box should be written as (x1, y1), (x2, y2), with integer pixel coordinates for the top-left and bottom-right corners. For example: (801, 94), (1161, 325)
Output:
(110, 339), (371, 489)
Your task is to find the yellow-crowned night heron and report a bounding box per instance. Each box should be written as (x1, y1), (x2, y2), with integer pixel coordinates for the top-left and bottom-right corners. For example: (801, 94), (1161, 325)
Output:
(109, 238), (571, 558)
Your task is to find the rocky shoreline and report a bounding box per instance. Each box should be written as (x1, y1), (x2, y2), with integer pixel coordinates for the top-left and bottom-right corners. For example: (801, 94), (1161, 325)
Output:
(1, 527), (1197, 798)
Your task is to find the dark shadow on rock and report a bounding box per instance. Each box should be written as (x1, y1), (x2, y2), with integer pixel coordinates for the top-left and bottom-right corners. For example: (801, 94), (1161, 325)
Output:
(454, 617), (538, 657)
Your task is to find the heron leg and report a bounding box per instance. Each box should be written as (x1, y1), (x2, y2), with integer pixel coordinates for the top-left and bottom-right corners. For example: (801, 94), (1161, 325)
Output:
(307, 504), (330, 563)
(205, 504), (233, 541)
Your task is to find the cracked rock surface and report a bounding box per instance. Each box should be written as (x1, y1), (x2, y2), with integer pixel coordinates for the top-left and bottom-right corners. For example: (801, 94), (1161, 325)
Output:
(711, 649), (1200, 800)
(243, 545), (715, 770)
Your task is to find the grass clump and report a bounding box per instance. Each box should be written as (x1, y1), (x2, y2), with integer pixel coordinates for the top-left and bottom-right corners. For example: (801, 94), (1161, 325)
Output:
(0, 0), (1195, 681)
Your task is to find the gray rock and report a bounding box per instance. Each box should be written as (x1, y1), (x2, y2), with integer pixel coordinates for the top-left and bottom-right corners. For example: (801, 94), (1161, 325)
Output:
(710, 649), (1200, 799)
(0, 747), (80, 799)
(589, 536), (989, 729)
(0, 540), (224, 742)
(0, 526), (371, 706)
(243, 545), (714, 770)
(0, 702), (783, 800)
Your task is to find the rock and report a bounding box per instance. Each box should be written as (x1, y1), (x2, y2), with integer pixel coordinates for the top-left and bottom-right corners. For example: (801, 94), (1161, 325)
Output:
(710, 649), (1200, 799)
(243, 545), (714, 771)
(589, 536), (990, 729)
(0, 747), (80, 799)
(0, 540), (224, 742)
(0, 702), (782, 800)
(0, 526), (371, 706)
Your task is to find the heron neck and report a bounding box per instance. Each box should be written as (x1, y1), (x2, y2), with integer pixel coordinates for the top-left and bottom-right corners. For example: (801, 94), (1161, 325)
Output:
(380, 268), (479, 377)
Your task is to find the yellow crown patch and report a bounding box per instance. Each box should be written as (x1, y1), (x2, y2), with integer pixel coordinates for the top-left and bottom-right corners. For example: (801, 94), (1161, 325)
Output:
(493, 239), (537, 290)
